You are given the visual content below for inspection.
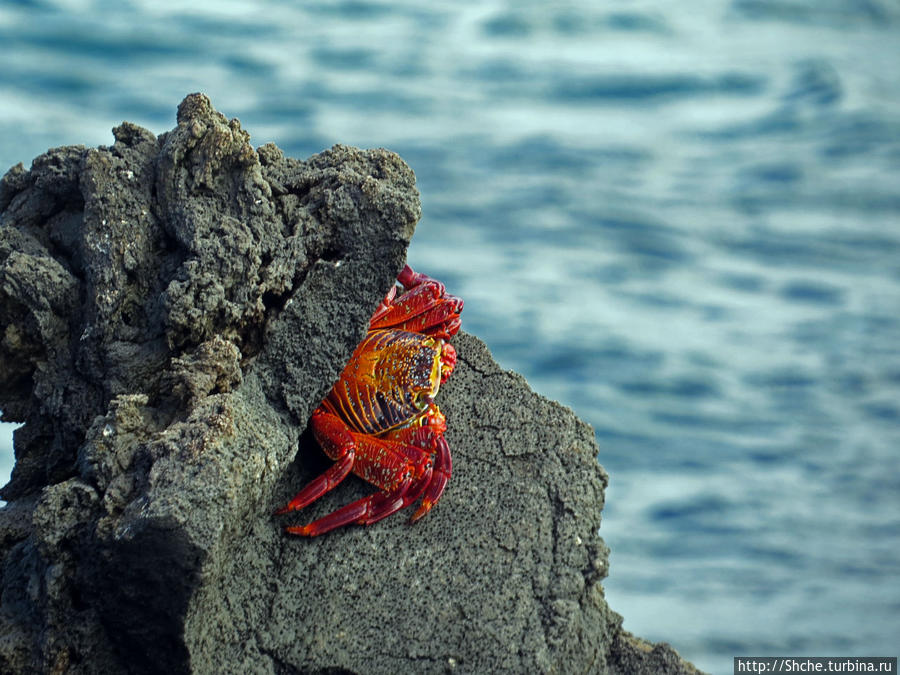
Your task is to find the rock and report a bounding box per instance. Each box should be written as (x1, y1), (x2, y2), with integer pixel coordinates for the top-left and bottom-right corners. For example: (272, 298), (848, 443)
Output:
(0, 94), (702, 674)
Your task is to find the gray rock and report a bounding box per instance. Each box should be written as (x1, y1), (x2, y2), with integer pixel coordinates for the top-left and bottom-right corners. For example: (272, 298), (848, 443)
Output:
(0, 94), (702, 674)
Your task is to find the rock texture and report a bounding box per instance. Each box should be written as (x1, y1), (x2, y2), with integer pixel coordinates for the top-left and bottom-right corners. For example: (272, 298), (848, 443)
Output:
(0, 94), (701, 674)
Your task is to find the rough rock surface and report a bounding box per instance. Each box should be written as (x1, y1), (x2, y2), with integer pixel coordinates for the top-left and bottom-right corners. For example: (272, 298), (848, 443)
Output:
(0, 94), (702, 674)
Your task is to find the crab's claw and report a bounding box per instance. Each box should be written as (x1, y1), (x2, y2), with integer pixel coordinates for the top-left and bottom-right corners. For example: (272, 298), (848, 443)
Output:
(370, 264), (463, 339)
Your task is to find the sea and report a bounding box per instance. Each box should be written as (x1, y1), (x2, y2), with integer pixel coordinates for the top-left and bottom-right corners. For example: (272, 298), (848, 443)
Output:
(1, 2), (899, 672)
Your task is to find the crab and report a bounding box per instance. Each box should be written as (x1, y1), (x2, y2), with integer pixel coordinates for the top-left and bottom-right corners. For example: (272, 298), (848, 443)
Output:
(275, 264), (463, 536)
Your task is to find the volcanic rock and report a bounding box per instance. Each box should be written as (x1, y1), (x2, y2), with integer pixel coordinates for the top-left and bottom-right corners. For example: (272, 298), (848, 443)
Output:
(0, 94), (701, 674)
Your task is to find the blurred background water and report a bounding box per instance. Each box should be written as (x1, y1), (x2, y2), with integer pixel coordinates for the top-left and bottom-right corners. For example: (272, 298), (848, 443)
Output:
(2, 1), (899, 672)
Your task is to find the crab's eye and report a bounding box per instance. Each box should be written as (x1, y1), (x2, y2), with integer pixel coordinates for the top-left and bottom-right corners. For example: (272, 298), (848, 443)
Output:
(412, 393), (435, 412)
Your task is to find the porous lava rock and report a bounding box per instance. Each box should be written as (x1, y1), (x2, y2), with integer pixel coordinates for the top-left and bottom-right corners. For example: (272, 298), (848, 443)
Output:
(0, 94), (701, 674)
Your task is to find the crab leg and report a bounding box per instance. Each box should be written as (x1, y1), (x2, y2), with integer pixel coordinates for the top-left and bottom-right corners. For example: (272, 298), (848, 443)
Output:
(273, 412), (356, 515)
(369, 284), (398, 324)
(411, 434), (452, 523)
(282, 429), (436, 535)
(388, 300), (463, 338)
(382, 425), (450, 524)
(397, 263), (436, 290)
(364, 457), (433, 525)
(370, 265), (463, 338)
(289, 448), (437, 536)
(371, 284), (463, 336)
(283, 428), (445, 535)
(285, 472), (414, 537)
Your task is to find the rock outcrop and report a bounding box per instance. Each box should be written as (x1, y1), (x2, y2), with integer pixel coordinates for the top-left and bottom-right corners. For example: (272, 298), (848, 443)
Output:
(0, 94), (701, 674)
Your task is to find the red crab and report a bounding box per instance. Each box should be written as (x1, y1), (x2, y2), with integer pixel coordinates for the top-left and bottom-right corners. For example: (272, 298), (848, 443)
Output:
(275, 264), (463, 536)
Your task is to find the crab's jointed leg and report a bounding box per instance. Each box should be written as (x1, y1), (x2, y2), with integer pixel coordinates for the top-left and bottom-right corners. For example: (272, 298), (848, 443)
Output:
(273, 411), (356, 515)
(411, 433), (451, 522)
(284, 471), (415, 537)
(381, 424), (452, 524)
(281, 413), (443, 537)
(370, 264), (463, 339)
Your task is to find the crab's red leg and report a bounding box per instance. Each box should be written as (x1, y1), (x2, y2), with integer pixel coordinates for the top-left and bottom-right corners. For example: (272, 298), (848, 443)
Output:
(391, 298), (464, 339)
(371, 286), (463, 337)
(368, 284), (398, 325)
(364, 459), (433, 526)
(285, 472), (413, 537)
(397, 263), (433, 290)
(283, 429), (443, 535)
(369, 281), (444, 327)
(411, 434), (452, 523)
(285, 498), (370, 536)
(273, 411), (356, 515)
(354, 433), (441, 528)
(380, 425), (451, 524)
(370, 265), (463, 338)
(283, 432), (420, 536)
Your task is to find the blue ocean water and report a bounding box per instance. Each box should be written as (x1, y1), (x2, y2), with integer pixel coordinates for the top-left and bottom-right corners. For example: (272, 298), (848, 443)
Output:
(2, 2), (899, 672)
